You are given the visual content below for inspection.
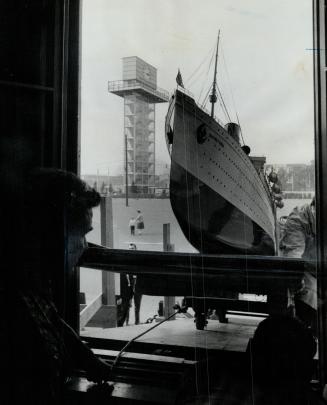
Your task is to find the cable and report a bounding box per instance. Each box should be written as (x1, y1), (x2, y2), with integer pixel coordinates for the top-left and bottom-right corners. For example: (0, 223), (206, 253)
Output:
(109, 305), (184, 375)
(217, 93), (230, 123)
(197, 45), (215, 104)
(193, 101), (212, 403)
(201, 83), (213, 110)
(180, 94), (201, 396)
(186, 45), (215, 87)
(236, 111), (245, 146)
(217, 85), (232, 122)
(221, 44), (246, 145)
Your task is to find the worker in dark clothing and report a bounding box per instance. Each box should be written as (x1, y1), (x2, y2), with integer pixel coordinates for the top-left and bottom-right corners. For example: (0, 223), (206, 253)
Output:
(136, 209), (145, 235)
(117, 243), (142, 326)
(5, 169), (111, 405)
(249, 315), (317, 405)
(279, 197), (317, 332)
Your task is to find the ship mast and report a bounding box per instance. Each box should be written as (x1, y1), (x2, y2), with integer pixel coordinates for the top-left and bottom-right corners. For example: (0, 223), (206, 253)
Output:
(210, 31), (220, 118)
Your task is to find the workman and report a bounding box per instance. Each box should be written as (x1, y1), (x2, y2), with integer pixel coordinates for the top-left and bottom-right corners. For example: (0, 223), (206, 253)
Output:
(279, 197), (317, 332)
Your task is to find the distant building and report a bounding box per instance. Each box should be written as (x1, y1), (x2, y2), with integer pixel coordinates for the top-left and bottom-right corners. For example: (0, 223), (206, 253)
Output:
(108, 56), (169, 194)
(82, 174), (124, 194)
(82, 171), (170, 196)
(156, 172), (170, 189)
(265, 161), (315, 196)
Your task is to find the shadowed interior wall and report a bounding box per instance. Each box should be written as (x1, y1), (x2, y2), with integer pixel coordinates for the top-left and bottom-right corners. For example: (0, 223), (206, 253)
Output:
(0, 0), (80, 330)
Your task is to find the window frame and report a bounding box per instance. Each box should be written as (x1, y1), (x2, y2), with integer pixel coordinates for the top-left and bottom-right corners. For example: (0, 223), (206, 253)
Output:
(72, 0), (327, 388)
(313, 0), (327, 386)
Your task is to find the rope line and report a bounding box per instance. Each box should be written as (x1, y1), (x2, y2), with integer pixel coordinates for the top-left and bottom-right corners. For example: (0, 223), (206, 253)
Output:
(186, 45), (215, 87)
(180, 94), (200, 396)
(217, 85), (232, 122)
(109, 308), (182, 375)
(197, 46), (215, 105)
(194, 105), (212, 402)
(221, 44), (246, 145)
(201, 83), (213, 110)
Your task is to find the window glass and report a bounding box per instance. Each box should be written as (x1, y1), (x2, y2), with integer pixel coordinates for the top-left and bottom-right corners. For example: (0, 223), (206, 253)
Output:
(79, 1), (316, 378)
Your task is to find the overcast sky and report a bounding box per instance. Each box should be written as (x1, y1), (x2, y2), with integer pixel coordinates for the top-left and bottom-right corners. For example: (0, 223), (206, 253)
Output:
(80, 0), (314, 176)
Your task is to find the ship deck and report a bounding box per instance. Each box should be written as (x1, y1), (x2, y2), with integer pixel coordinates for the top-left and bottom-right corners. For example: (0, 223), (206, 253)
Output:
(81, 315), (261, 355)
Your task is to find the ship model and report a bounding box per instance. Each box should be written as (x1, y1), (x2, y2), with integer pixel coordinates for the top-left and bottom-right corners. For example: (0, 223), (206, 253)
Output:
(165, 32), (282, 256)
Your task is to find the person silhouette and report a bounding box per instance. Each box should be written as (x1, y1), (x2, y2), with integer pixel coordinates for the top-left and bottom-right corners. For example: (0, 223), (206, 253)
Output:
(248, 315), (317, 405)
(279, 197), (317, 332)
(117, 243), (142, 326)
(6, 168), (112, 404)
(129, 217), (136, 236)
(136, 210), (144, 235)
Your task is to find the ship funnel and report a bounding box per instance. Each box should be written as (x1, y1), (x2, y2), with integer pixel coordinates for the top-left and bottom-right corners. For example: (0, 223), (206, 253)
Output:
(225, 122), (241, 143)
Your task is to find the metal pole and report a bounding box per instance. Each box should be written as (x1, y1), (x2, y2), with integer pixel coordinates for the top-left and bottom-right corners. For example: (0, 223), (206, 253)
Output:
(210, 30), (220, 119)
(96, 169), (99, 192)
(107, 168), (110, 195)
(163, 223), (175, 319)
(125, 133), (129, 206)
(99, 196), (117, 328)
(100, 196), (115, 304)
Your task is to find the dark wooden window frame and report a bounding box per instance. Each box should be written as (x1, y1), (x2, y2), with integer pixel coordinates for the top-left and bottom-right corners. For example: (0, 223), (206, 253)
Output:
(313, 0), (327, 387)
(0, 0), (80, 329)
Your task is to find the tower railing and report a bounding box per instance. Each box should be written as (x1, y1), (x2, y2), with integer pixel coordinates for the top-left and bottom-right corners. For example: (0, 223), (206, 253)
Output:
(108, 79), (170, 102)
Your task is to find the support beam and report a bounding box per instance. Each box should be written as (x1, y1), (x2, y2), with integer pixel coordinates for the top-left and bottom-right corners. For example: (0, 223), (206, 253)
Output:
(163, 224), (175, 319)
(82, 244), (307, 281)
(100, 196), (115, 305)
(80, 293), (102, 328)
(81, 245), (306, 313)
(97, 196), (116, 327)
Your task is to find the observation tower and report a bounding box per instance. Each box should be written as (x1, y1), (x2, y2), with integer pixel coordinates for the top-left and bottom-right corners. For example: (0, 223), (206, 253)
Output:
(108, 56), (169, 194)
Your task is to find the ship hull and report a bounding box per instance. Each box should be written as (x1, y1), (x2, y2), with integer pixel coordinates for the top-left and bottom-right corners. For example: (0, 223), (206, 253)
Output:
(167, 89), (276, 255)
(170, 161), (275, 255)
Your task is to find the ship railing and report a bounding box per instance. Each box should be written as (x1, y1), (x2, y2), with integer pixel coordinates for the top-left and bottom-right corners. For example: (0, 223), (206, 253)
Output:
(177, 85), (225, 127)
(177, 85), (194, 98)
(198, 104), (225, 127)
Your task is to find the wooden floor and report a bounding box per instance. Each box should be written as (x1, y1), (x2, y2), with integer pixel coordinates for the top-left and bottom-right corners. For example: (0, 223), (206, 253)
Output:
(81, 314), (262, 353)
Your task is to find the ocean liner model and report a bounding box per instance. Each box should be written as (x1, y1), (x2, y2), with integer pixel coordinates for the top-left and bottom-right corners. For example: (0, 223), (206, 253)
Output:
(165, 33), (281, 256)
